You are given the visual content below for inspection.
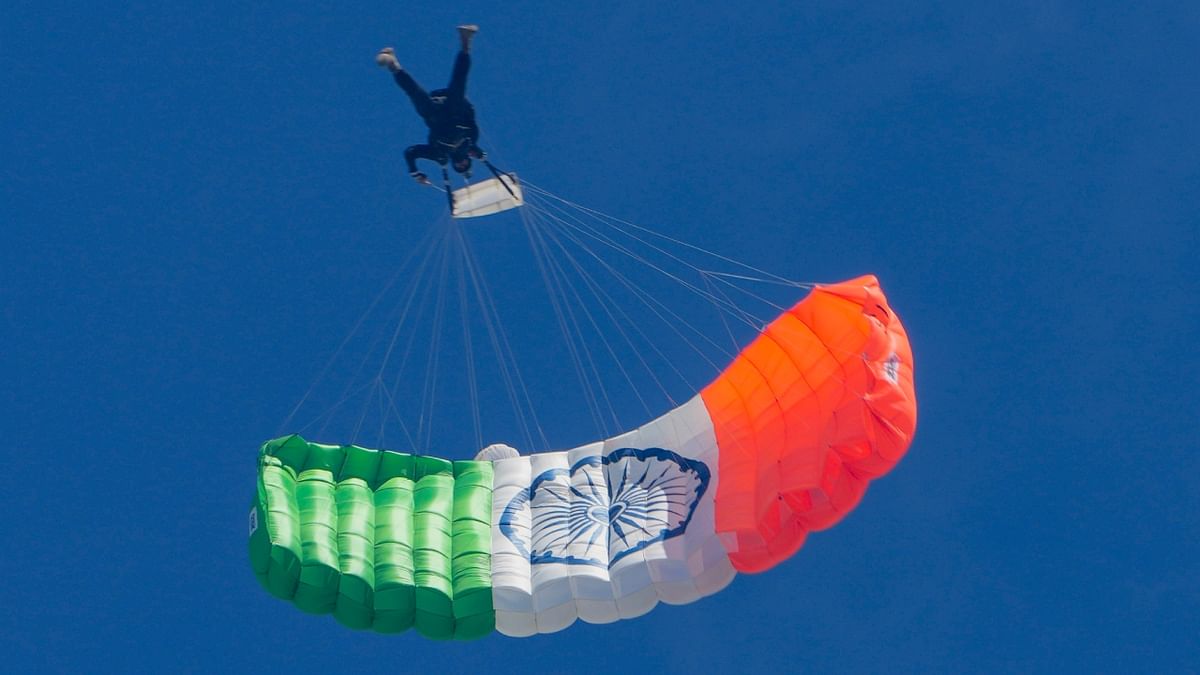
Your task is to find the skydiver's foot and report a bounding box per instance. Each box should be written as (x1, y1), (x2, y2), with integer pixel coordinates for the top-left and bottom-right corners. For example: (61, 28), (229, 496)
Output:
(457, 24), (478, 51)
(375, 47), (401, 72)
(411, 171), (432, 186)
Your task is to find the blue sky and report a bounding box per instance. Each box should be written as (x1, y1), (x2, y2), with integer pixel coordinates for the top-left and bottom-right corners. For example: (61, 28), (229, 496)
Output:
(3, 2), (1197, 672)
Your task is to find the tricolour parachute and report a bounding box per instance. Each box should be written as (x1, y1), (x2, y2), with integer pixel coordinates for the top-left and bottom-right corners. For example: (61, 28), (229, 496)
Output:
(248, 275), (916, 639)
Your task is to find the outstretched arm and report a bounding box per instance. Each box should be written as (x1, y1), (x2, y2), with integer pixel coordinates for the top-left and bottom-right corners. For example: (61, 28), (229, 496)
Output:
(405, 144), (443, 181)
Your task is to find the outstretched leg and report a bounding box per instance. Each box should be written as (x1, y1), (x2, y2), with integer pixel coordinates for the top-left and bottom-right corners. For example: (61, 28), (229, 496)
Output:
(446, 25), (477, 103)
(377, 47), (434, 120)
(458, 24), (478, 53)
(395, 70), (435, 120)
(445, 51), (471, 104)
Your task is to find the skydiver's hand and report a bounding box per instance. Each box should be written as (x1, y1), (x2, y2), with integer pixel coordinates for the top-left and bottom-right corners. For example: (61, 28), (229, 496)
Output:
(411, 172), (432, 186)
(468, 147), (486, 160)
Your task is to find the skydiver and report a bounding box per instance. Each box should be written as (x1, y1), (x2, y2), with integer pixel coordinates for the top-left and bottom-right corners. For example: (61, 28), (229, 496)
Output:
(376, 25), (486, 186)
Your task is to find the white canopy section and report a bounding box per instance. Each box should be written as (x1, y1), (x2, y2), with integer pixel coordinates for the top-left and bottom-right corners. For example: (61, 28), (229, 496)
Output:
(488, 394), (736, 637)
(475, 443), (520, 461)
(451, 173), (524, 218)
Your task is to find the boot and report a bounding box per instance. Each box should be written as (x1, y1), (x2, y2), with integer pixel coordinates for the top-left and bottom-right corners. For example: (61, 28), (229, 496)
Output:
(457, 25), (478, 51)
(375, 47), (400, 72)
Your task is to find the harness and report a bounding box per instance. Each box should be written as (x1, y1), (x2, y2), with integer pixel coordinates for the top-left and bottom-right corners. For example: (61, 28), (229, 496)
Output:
(436, 126), (473, 149)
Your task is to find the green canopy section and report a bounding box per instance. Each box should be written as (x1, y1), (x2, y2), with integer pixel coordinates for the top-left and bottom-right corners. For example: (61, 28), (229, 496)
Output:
(248, 435), (495, 640)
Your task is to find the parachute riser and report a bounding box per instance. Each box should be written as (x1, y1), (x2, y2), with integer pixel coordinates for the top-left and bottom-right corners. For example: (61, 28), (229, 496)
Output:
(483, 160), (518, 200)
(442, 167), (455, 212)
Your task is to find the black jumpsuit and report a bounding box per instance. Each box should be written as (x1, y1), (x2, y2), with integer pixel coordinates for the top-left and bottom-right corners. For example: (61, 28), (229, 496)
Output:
(393, 50), (481, 175)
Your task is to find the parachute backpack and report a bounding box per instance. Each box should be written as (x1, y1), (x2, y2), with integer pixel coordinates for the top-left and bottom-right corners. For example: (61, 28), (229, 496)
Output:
(448, 162), (523, 218)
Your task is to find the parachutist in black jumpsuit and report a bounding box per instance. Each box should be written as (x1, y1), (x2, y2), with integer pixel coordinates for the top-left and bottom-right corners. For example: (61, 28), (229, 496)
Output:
(396, 50), (485, 181)
(381, 43), (485, 184)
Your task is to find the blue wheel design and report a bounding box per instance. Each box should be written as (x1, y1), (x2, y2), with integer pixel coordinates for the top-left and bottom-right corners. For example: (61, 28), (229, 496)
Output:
(499, 448), (711, 567)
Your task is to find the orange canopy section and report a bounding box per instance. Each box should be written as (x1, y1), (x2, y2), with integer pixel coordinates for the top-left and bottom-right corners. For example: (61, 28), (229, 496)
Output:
(701, 275), (917, 573)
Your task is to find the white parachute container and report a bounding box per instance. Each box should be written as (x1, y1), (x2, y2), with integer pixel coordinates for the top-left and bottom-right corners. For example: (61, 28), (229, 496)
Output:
(451, 173), (524, 218)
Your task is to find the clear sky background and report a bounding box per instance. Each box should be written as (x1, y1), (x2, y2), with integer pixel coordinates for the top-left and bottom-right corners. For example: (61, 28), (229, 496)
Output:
(3, 2), (1197, 672)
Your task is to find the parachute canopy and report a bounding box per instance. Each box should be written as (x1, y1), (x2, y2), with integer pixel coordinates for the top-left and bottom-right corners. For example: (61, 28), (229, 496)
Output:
(451, 173), (524, 218)
(248, 276), (917, 639)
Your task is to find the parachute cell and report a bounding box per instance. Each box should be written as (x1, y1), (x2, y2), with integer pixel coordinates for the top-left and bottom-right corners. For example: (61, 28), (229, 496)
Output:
(248, 275), (917, 638)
